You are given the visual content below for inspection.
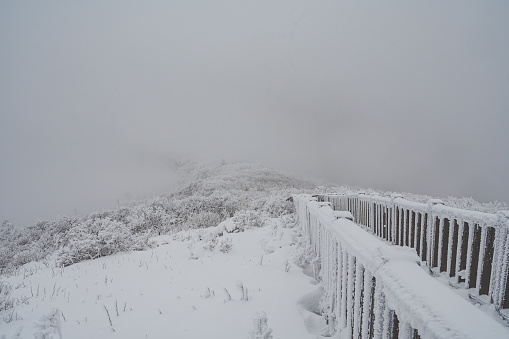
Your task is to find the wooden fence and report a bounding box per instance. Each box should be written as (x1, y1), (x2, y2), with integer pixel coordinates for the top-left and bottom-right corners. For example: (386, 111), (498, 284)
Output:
(317, 192), (509, 315)
(294, 194), (509, 338)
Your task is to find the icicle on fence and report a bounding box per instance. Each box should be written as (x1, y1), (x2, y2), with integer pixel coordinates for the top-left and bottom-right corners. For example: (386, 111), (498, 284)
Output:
(294, 194), (509, 339)
(318, 193), (509, 316)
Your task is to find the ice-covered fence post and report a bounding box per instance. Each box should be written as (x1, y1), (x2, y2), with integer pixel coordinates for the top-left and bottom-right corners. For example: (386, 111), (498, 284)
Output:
(358, 192), (365, 226)
(360, 270), (374, 338)
(454, 218), (465, 284)
(419, 212), (427, 261)
(436, 216), (445, 271)
(352, 261), (364, 338)
(475, 225), (488, 295)
(390, 194), (402, 246)
(427, 199), (444, 268)
(295, 195), (317, 240)
(372, 193), (382, 236)
(370, 193), (376, 233)
(492, 211), (509, 310)
(465, 221), (476, 288)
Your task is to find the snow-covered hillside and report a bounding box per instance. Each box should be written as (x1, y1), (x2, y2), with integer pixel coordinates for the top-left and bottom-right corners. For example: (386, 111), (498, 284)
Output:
(0, 216), (332, 338)
(0, 161), (314, 274)
(0, 161), (323, 338)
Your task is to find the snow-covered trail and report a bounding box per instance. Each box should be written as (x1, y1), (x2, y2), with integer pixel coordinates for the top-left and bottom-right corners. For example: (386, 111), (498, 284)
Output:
(1, 220), (325, 338)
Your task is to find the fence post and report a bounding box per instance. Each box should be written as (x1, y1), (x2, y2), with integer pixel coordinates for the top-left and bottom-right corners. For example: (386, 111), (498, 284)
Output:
(427, 199), (444, 269)
(358, 192), (365, 226)
(493, 211), (509, 309)
(390, 194), (401, 245)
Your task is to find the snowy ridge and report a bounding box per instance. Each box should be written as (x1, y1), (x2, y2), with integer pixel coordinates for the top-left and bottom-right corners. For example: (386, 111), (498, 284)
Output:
(294, 194), (509, 338)
(319, 192), (509, 315)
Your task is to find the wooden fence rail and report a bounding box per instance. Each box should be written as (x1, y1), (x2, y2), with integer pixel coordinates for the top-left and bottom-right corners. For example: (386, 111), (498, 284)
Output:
(294, 194), (509, 338)
(317, 193), (509, 315)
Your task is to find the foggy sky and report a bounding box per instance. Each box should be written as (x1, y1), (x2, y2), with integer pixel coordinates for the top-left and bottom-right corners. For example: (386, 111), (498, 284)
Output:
(1, 1), (509, 226)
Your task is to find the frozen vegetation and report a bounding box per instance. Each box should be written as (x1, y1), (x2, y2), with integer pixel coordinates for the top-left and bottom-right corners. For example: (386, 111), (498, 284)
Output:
(0, 210), (336, 338)
(0, 161), (323, 338)
(0, 161), (314, 274)
(1, 160), (507, 338)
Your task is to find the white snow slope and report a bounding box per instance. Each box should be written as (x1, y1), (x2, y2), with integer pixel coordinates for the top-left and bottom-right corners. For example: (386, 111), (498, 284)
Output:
(0, 218), (327, 338)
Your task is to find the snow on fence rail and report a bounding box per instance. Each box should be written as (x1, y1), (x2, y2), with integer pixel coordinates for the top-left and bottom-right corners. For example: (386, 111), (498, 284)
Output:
(316, 193), (509, 317)
(294, 194), (509, 339)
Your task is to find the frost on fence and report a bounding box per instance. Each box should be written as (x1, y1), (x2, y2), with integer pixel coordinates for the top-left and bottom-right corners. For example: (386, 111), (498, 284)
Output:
(318, 192), (509, 314)
(293, 194), (509, 339)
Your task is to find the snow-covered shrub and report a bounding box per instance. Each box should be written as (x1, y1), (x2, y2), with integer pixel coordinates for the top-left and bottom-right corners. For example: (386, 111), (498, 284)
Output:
(0, 281), (14, 312)
(125, 202), (175, 235)
(259, 195), (295, 218)
(11, 243), (43, 267)
(293, 244), (314, 269)
(56, 234), (101, 267)
(33, 308), (62, 339)
(205, 236), (218, 251)
(219, 238), (233, 253)
(279, 214), (295, 228)
(187, 211), (223, 229)
(248, 312), (273, 339)
(56, 217), (144, 266)
(96, 219), (133, 256)
(0, 222), (23, 272)
(233, 210), (267, 230)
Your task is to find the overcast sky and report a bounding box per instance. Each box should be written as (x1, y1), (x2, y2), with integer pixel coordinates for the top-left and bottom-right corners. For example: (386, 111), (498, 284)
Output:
(1, 1), (509, 226)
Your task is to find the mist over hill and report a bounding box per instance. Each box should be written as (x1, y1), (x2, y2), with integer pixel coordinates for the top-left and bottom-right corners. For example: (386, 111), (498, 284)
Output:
(2, 159), (507, 275)
(0, 160), (315, 273)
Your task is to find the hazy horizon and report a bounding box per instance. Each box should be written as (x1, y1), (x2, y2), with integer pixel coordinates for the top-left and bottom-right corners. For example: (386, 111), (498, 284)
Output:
(2, 1), (509, 226)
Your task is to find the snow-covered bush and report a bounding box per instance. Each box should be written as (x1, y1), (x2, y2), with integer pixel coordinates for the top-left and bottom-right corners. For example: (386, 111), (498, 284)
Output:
(97, 219), (134, 255)
(11, 243), (43, 267)
(293, 244), (314, 268)
(56, 217), (144, 267)
(33, 308), (62, 339)
(187, 211), (223, 229)
(0, 281), (14, 312)
(258, 194), (295, 218)
(56, 233), (101, 267)
(219, 238), (233, 253)
(233, 210), (267, 229)
(205, 236), (218, 251)
(1, 160), (315, 270)
(247, 312), (273, 339)
(125, 202), (175, 235)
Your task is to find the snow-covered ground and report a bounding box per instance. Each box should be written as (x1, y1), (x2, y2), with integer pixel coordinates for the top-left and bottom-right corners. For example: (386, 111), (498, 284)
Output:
(0, 219), (328, 338)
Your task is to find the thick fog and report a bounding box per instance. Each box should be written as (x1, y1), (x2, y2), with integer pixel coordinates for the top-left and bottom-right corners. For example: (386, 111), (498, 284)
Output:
(1, 1), (508, 226)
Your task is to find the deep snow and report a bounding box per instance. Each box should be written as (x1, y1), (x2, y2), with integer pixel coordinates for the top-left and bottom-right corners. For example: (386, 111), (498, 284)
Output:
(0, 219), (328, 338)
